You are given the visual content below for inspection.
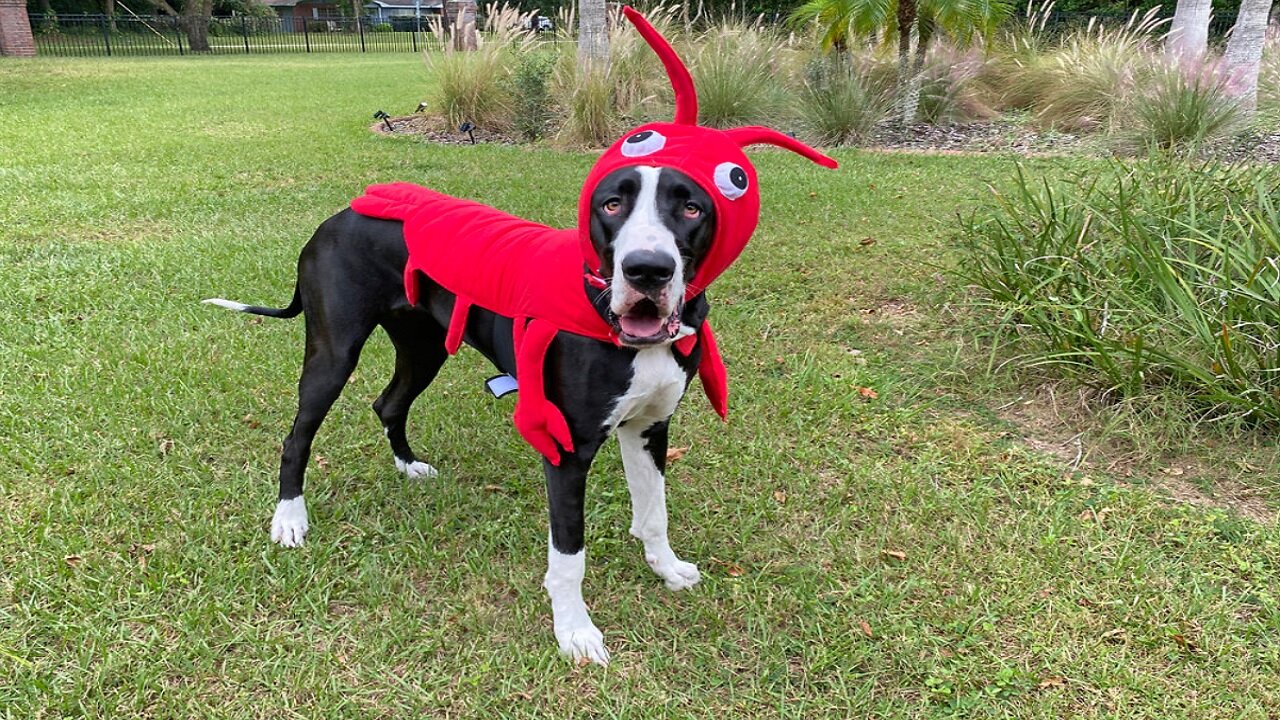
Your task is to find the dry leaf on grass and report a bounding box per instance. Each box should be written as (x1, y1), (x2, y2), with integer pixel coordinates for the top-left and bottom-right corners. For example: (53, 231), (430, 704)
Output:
(1038, 676), (1066, 690)
(1101, 628), (1126, 641)
(859, 620), (873, 638)
(666, 447), (688, 463)
(858, 387), (879, 400)
(709, 556), (744, 577)
(882, 550), (907, 561)
(773, 490), (787, 505)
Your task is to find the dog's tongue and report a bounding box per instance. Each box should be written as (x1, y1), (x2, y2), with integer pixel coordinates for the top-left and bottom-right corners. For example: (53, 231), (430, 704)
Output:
(620, 314), (665, 338)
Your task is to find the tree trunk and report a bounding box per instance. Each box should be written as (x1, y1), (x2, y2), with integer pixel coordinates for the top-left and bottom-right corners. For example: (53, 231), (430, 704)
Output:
(1167, 0), (1214, 61)
(443, 0), (476, 51)
(1224, 0), (1273, 114)
(577, 0), (608, 71)
(895, 0), (918, 125)
(181, 0), (212, 52)
(104, 0), (116, 32)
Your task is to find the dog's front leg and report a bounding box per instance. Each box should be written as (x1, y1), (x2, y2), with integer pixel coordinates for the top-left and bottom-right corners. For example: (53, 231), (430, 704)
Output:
(543, 450), (610, 666)
(618, 420), (701, 591)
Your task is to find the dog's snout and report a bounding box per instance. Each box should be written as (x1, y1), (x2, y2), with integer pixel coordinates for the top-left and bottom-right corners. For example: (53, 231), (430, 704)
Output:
(621, 250), (676, 290)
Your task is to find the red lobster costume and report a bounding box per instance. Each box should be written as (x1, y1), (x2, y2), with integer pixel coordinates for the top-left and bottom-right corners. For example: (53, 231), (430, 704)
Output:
(350, 8), (837, 465)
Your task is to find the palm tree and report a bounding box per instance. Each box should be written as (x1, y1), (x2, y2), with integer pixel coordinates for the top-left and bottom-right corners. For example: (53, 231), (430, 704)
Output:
(1166, 0), (1214, 61)
(578, 0), (609, 70)
(1224, 0), (1273, 115)
(790, 0), (1012, 125)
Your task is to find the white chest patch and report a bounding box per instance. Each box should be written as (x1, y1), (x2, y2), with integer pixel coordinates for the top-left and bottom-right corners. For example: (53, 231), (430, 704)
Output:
(604, 347), (687, 430)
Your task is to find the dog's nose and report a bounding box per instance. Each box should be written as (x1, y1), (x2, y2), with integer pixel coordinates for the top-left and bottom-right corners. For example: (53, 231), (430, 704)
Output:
(621, 250), (676, 289)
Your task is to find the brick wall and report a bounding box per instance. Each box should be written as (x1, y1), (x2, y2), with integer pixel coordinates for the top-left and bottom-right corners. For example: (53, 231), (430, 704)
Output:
(0, 0), (36, 57)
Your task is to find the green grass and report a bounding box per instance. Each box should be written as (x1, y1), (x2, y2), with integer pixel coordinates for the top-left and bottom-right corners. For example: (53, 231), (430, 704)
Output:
(2, 54), (1279, 718)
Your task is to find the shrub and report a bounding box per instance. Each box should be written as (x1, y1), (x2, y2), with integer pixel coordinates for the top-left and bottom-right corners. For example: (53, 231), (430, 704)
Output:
(795, 55), (887, 145)
(508, 51), (556, 141)
(957, 160), (1280, 424)
(915, 44), (996, 124)
(1028, 8), (1166, 131)
(554, 59), (618, 146)
(422, 3), (537, 132)
(688, 20), (790, 128)
(37, 11), (59, 35)
(1121, 61), (1243, 153)
(425, 42), (516, 130)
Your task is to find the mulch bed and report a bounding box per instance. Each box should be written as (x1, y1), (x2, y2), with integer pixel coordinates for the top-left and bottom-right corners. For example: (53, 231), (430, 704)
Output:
(371, 114), (519, 145)
(374, 114), (1280, 163)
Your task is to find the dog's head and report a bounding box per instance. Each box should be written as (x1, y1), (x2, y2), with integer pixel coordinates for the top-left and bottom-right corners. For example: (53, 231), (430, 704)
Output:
(578, 8), (837, 348)
(587, 164), (716, 346)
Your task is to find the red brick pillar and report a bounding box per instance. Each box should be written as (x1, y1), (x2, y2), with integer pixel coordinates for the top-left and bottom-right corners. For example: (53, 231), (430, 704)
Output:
(0, 0), (36, 57)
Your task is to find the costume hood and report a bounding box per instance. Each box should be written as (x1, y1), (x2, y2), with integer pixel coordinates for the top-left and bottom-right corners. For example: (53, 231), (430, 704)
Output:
(578, 7), (838, 296)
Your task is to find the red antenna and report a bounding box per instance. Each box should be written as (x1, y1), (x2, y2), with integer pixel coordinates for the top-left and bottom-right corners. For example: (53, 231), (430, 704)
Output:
(723, 127), (839, 168)
(621, 6), (698, 125)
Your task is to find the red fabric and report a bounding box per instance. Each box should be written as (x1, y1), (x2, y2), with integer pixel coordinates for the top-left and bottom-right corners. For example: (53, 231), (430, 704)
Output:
(348, 7), (837, 466)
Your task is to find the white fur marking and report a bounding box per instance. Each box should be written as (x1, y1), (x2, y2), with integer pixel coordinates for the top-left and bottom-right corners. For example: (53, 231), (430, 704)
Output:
(604, 347), (687, 430)
(270, 496), (309, 548)
(202, 298), (250, 312)
(619, 424), (701, 591)
(395, 457), (439, 479)
(544, 540), (609, 666)
(610, 166), (685, 318)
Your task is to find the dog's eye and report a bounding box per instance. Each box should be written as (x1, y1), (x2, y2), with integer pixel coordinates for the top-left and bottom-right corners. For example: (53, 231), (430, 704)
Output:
(620, 130), (667, 157)
(713, 162), (749, 200)
(603, 198), (622, 215)
(683, 202), (701, 219)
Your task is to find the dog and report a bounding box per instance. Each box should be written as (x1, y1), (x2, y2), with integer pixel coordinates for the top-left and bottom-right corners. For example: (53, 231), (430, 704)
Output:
(205, 7), (836, 665)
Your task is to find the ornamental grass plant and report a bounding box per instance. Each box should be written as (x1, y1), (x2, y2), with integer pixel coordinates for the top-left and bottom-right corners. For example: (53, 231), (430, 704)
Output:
(423, 3), (539, 132)
(795, 54), (889, 145)
(687, 18), (792, 128)
(958, 160), (1280, 425)
(1122, 60), (1244, 153)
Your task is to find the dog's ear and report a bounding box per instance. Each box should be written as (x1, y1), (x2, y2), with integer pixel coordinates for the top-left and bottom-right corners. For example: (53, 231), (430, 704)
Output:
(722, 127), (839, 169)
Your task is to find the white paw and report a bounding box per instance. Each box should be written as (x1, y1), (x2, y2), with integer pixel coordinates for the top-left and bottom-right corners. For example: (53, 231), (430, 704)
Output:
(556, 624), (610, 666)
(646, 553), (701, 591)
(270, 496), (309, 547)
(395, 457), (438, 479)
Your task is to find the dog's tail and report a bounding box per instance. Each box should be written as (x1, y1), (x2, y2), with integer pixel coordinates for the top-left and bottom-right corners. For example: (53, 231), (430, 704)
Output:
(202, 286), (302, 319)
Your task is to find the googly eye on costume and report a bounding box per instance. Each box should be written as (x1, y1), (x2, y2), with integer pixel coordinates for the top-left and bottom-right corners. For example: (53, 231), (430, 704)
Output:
(713, 162), (749, 200)
(620, 130), (666, 157)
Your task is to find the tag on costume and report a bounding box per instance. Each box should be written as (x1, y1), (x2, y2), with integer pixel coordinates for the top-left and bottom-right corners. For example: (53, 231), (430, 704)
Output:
(486, 374), (519, 398)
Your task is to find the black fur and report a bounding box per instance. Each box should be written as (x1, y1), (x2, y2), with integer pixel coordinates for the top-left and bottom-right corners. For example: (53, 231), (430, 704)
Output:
(232, 168), (717, 561)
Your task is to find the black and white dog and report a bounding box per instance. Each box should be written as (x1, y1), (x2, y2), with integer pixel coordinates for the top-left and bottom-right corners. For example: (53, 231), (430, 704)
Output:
(206, 166), (718, 665)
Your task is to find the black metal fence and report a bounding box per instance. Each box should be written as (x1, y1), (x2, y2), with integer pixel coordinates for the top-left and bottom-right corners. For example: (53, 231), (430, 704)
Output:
(29, 11), (1239, 59)
(30, 13), (447, 57)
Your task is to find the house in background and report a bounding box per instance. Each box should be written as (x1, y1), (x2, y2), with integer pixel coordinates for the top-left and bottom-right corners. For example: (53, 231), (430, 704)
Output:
(364, 0), (441, 26)
(264, 0), (341, 31)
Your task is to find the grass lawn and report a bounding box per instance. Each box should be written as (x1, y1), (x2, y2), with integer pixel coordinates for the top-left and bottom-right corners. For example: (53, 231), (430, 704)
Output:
(1, 53), (1279, 718)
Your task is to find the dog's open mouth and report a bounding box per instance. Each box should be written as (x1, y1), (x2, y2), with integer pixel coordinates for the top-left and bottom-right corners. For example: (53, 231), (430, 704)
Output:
(610, 298), (682, 345)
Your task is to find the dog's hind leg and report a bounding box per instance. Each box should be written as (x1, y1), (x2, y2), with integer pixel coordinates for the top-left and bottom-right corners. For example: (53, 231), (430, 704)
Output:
(373, 316), (448, 479)
(271, 318), (375, 548)
(619, 419), (700, 591)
